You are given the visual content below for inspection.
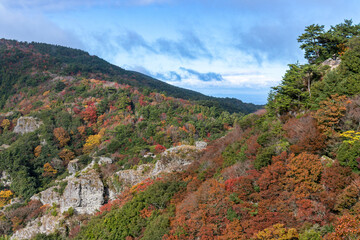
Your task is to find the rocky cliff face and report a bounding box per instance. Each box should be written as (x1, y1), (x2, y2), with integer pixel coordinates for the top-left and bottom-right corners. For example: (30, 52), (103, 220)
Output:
(110, 142), (206, 198)
(60, 169), (104, 214)
(11, 214), (63, 240)
(13, 117), (43, 134)
(11, 143), (206, 239)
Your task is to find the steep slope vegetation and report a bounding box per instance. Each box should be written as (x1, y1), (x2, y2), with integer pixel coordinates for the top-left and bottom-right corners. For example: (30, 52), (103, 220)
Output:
(72, 20), (360, 240)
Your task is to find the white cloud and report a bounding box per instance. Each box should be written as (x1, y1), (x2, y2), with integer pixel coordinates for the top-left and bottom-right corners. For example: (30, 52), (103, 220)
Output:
(0, 3), (82, 48)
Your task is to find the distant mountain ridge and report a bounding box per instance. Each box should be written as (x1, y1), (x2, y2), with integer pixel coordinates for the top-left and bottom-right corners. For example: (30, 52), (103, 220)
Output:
(0, 38), (261, 114)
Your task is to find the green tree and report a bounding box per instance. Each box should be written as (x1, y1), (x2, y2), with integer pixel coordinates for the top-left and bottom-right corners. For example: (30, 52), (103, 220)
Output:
(298, 24), (325, 63)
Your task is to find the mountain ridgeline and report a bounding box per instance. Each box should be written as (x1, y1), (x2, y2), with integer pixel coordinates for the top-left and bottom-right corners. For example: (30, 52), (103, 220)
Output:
(0, 39), (260, 114)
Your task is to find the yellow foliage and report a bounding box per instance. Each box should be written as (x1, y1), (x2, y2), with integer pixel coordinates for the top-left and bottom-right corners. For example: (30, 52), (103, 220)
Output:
(98, 128), (106, 137)
(43, 90), (50, 96)
(254, 224), (299, 240)
(83, 134), (102, 154)
(0, 119), (10, 130)
(0, 190), (13, 207)
(340, 130), (360, 144)
(43, 163), (57, 177)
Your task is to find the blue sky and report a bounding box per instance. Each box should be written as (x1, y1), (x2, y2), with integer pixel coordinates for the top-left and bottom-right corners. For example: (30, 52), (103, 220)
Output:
(1, 0), (360, 104)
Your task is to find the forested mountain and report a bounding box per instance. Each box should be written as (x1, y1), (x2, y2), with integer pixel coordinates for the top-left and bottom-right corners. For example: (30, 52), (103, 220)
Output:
(0, 39), (260, 114)
(1, 19), (360, 240)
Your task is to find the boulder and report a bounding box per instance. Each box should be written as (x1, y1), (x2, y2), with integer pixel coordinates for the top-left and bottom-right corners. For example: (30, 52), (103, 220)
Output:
(67, 159), (79, 174)
(13, 117), (43, 134)
(0, 171), (11, 187)
(195, 141), (207, 150)
(38, 186), (61, 207)
(60, 169), (104, 214)
(98, 156), (112, 165)
(0, 144), (10, 151)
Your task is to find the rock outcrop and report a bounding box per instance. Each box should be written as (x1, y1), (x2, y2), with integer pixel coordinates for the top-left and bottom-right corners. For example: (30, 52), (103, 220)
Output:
(33, 169), (104, 215)
(0, 171), (11, 187)
(13, 117), (43, 134)
(0, 144), (10, 151)
(67, 159), (79, 174)
(60, 169), (104, 214)
(322, 57), (341, 70)
(111, 143), (205, 196)
(38, 186), (61, 207)
(11, 214), (62, 240)
(12, 145), (205, 238)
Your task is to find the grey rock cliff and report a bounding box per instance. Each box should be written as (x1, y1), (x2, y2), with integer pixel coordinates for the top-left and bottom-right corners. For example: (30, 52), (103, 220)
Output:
(60, 169), (104, 214)
(13, 117), (43, 134)
(11, 214), (62, 240)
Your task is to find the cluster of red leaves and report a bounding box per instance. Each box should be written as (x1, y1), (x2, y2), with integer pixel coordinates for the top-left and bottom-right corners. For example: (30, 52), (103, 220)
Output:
(80, 105), (98, 123)
(283, 115), (326, 154)
(130, 178), (158, 193)
(154, 144), (166, 154)
(96, 199), (121, 216)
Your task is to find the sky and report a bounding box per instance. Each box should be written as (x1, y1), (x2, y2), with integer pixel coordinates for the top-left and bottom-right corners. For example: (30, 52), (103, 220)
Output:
(2, 1), (360, 104)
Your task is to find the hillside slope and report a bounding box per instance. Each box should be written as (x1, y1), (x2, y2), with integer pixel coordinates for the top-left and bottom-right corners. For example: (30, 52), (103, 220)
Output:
(0, 39), (261, 114)
(1, 20), (360, 240)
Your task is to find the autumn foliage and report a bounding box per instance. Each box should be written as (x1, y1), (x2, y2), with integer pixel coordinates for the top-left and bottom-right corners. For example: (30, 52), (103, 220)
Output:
(283, 115), (325, 154)
(0, 190), (13, 207)
(42, 163), (57, 177)
(53, 127), (70, 147)
(313, 94), (348, 136)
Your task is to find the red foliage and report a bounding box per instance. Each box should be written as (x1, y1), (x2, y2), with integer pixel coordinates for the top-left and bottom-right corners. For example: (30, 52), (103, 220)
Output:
(296, 199), (328, 224)
(68, 225), (81, 239)
(81, 105), (98, 123)
(154, 144), (166, 154)
(225, 176), (255, 200)
(166, 179), (229, 239)
(244, 134), (261, 159)
(283, 115), (326, 154)
(130, 178), (158, 193)
(96, 199), (121, 216)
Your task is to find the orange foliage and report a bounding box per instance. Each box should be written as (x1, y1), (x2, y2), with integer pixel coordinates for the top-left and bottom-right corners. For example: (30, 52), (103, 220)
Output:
(166, 179), (229, 239)
(53, 127), (70, 147)
(324, 214), (360, 240)
(77, 125), (86, 137)
(313, 94), (347, 136)
(140, 205), (155, 219)
(285, 153), (322, 199)
(42, 163), (57, 177)
(130, 178), (156, 193)
(34, 145), (42, 157)
(217, 219), (245, 240)
(59, 149), (75, 165)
